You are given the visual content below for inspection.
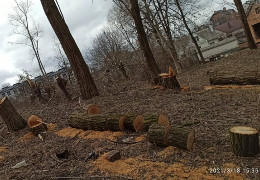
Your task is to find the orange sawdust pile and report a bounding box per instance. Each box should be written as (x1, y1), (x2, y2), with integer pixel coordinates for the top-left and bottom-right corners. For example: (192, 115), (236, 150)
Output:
(79, 130), (124, 141)
(55, 127), (85, 138)
(0, 147), (7, 153)
(55, 127), (124, 141)
(47, 123), (57, 131)
(93, 155), (246, 180)
(18, 132), (35, 142)
(204, 85), (260, 91)
(156, 146), (179, 157)
(134, 134), (146, 142)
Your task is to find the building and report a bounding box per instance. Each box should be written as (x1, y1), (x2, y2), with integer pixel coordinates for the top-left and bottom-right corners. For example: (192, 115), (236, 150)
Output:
(0, 67), (72, 99)
(246, 2), (260, 44)
(210, 7), (240, 27)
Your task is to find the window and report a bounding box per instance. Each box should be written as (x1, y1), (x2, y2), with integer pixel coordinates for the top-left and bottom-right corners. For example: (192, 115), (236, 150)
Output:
(1, 93), (5, 97)
(7, 91), (11, 96)
(210, 41), (215, 45)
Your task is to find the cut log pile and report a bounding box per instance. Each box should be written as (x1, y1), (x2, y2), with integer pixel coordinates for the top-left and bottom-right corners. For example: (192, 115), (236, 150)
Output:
(68, 108), (196, 150)
(208, 70), (260, 85)
(68, 113), (169, 132)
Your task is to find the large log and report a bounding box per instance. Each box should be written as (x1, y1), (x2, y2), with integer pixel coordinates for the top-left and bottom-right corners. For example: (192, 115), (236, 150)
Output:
(229, 126), (259, 157)
(120, 113), (143, 131)
(135, 114), (170, 131)
(148, 124), (195, 149)
(68, 113), (124, 131)
(148, 124), (169, 146)
(208, 70), (260, 85)
(0, 97), (27, 131)
(168, 126), (195, 150)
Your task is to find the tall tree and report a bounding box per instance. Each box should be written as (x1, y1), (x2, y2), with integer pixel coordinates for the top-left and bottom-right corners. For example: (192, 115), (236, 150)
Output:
(9, 0), (47, 76)
(40, 0), (99, 99)
(233, 0), (257, 49)
(130, 0), (161, 80)
(175, 0), (205, 62)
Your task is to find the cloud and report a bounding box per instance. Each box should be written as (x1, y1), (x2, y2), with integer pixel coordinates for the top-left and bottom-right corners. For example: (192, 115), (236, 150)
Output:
(0, 0), (113, 88)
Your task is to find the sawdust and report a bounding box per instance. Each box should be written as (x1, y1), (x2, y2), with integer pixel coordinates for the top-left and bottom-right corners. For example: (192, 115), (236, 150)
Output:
(0, 147), (7, 153)
(18, 132), (35, 142)
(204, 85), (260, 90)
(93, 156), (246, 180)
(55, 127), (124, 141)
(47, 123), (57, 131)
(54, 127), (85, 138)
(156, 146), (179, 157)
(80, 130), (124, 141)
(134, 134), (146, 142)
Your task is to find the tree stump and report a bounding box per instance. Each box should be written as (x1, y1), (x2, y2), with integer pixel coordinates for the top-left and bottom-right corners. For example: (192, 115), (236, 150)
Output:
(229, 126), (259, 157)
(148, 124), (169, 146)
(0, 97), (26, 131)
(56, 75), (71, 101)
(167, 126), (195, 150)
(27, 115), (48, 136)
(157, 66), (181, 90)
(68, 113), (124, 131)
(134, 114), (170, 131)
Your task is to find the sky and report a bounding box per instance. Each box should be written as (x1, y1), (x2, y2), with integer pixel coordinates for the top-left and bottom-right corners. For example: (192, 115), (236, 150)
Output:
(0, 0), (248, 88)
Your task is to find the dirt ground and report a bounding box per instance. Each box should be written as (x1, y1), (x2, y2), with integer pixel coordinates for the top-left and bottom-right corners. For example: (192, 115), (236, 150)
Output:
(0, 48), (260, 179)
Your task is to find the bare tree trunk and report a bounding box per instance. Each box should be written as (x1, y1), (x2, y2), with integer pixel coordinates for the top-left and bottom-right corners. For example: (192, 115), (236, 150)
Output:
(234, 0), (257, 49)
(175, 0), (205, 63)
(40, 0), (99, 99)
(130, 0), (161, 79)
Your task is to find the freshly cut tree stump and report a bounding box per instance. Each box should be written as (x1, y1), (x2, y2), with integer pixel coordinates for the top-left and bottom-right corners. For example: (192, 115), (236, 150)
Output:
(27, 115), (48, 136)
(85, 105), (100, 115)
(208, 70), (260, 85)
(229, 126), (259, 157)
(135, 114), (170, 131)
(157, 66), (181, 90)
(68, 113), (124, 131)
(148, 124), (169, 146)
(0, 97), (26, 131)
(167, 126), (195, 150)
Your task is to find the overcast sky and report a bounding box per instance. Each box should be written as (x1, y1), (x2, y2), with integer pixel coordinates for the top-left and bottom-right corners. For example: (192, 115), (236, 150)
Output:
(0, 0), (247, 88)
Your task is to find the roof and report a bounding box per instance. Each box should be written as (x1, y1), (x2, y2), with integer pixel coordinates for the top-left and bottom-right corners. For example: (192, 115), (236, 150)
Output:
(214, 20), (243, 34)
(210, 9), (236, 21)
(195, 28), (220, 41)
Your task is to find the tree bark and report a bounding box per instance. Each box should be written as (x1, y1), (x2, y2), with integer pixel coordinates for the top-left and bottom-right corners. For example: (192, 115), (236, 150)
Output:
(234, 0), (257, 49)
(208, 70), (260, 85)
(0, 97), (27, 131)
(148, 124), (169, 146)
(130, 0), (161, 79)
(40, 0), (99, 99)
(175, 0), (205, 63)
(68, 113), (124, 131)
(229, 126), (259, 157)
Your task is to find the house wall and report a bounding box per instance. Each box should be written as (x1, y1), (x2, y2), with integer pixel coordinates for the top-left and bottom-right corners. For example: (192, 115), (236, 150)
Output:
(198, 39), (239, 60)
(211, 10), (239, 27)
(247, 3), (260, 43)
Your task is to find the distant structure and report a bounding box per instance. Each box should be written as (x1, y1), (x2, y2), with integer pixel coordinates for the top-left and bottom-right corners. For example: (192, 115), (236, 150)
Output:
(210, 7), (240, 27)
(0, 67), (72, 99)
(246, 1), (260, 44)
